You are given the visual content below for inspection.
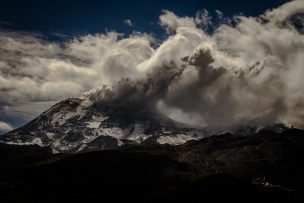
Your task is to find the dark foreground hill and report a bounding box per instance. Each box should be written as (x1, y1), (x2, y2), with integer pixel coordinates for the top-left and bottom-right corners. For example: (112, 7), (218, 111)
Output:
(0, 128), (304, 202)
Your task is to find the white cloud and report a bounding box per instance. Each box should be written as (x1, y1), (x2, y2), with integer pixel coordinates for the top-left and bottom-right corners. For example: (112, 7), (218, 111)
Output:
(1, 0), (304, 130)
(124, 19), (134, 27)
(159, 10), (196, 33)
(264, 0), (304, 23)
(0, 31), (154, 103)
(0, 121), (13, 133)
(0, 31), (154, 126)
(159, 9), (216, 33)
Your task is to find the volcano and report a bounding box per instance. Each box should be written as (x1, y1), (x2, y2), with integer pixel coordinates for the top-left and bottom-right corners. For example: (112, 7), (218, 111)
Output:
(0, 98), (203, 153)
(0, 98), (304, 202)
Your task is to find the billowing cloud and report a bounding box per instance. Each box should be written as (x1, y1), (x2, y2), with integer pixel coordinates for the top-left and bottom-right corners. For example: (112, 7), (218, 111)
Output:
(1, 0), (304, 131)
(264, 0), (304, 23)
(0, 31), (154, 128)
(82, 0), (304, 129)
(159, 10), (196, 33)
(0, 121), (13, 134)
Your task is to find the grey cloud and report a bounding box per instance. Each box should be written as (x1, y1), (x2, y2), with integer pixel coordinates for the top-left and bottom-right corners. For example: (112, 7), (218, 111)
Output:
(124, 19), (134, 27)
(159, 10), (197, 33)
(0, 31), (154, 127)
(83, 1), (304, 129)
(264, 0), (304, 23)
(159, 9), (228, 33)
(81, 61), (184, 113)
(1, 0), (304, 131)
(0, 121), (13, 134)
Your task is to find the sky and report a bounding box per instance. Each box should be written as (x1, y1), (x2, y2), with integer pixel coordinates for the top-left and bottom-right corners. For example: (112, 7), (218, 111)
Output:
(2, 0), (304, 134)
(0, 0), (288, 38)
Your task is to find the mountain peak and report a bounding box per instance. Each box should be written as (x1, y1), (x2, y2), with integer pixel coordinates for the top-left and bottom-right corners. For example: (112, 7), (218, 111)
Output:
(0, 98), (201, 153)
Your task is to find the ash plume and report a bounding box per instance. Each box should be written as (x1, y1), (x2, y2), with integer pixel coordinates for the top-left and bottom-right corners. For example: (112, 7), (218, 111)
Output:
(82, 0), (304, 129)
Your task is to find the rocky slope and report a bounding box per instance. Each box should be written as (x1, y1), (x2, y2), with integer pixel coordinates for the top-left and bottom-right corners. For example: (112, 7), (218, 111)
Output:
(1, 96), (303, 201)
(0, 98), (203, 153)
(0, 128), (304, 202)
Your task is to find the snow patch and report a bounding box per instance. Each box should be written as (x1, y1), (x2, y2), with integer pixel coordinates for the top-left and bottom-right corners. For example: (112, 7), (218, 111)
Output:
(77, 144), (88, 152)
(157, 134), (197, 145)
(46, 132), (55, 139)
(2, 137), (44, 147)
(92, 115), (108, 122)
(117, 139), (124, 146)
(86, 121), (101, 129)
(52, 112), (76, 125)
(31, 137), (43, 146)
(128, 134), (152, 143)
(51, 147), (60, 154)
(51, 107), (87, 125)
(1, 141), (34, 146)
(98, 127), (125, 139)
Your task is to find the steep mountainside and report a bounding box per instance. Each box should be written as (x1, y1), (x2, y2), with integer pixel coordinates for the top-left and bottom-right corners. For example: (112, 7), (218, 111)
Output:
(0, 98), (202, 153)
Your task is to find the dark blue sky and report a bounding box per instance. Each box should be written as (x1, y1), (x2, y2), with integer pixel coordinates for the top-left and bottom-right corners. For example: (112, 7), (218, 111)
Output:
(0, 0), (289, 38)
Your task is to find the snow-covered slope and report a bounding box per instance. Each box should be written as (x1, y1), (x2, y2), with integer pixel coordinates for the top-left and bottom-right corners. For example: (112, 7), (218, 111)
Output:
(0, 98), (202, 153)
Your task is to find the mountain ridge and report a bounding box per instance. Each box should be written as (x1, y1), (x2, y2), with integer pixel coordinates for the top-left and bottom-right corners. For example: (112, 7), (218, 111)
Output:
(1, 128), (304, 202)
